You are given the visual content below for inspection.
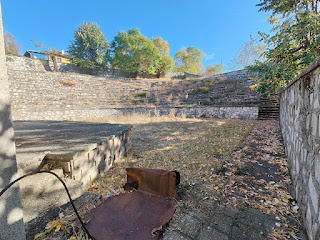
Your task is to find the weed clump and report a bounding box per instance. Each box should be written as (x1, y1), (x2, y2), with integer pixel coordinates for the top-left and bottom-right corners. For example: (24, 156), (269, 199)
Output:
(134, 92), (150, 98)
(194, 87), (209, 94)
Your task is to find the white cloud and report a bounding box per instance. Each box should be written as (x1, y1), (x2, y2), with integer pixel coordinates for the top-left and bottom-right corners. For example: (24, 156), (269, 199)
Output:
(204, 53), (215, 61)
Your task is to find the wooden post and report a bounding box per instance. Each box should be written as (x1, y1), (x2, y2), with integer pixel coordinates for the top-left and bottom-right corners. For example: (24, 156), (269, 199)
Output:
(51, 55), (59, 72)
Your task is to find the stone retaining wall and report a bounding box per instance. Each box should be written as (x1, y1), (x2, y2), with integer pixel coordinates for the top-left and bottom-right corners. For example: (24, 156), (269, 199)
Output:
(6, 56), (258, 81)
(7, 55), (259, 121)
(6, 55), (46, 72)
(6, 55), (157, 78)
(71, 125), (132, 187)
(183, 72), (202, 79)
(14, 106), (258, 121)
(209, 69), (258, 81)
(172, 69), (258, 81)
(280, 57), (320, 240)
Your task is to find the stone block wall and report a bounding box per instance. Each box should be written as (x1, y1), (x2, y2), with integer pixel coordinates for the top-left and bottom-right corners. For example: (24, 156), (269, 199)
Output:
(13, 106), (258, 121)
(6, 55), (259, 121)
(7, 68), (167, 120)
(280, 57), (320, 240)
(183, 72), (202, 79)
(70, 126), (131, 187)
(6, 55), (46, 72)
(7, 55), (156, 78)
(209, 69), (258, 81)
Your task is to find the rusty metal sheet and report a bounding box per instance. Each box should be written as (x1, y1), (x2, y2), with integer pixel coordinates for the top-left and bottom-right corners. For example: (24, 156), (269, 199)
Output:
(84, 190), (176, 240)
(124, 168), (180, 199)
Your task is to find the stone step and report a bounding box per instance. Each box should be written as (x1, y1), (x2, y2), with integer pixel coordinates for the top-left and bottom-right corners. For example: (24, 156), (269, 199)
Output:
(259, 109), (279, 112)
(259, 107), (280, 110)
(259, 115), (279, 117)
(259, 112), (279, 114)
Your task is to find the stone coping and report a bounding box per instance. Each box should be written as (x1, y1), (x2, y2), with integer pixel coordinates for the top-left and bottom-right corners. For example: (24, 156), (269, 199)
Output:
(13, 121), (132, 168)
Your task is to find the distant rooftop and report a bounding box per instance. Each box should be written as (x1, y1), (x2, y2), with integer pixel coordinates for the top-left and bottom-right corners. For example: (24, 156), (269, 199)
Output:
(24, 50), (70, 58)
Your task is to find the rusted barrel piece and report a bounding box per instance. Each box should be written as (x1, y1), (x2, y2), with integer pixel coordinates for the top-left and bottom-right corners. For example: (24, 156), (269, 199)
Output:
(84, 191), (176, 240)
(84, 168), (180, 240)
(124, 168), (180, 199)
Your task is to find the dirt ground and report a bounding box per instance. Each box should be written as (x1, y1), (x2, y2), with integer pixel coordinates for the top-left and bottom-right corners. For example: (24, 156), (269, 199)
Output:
(34, 117), (305, 240)
(87, 117), (254, 214)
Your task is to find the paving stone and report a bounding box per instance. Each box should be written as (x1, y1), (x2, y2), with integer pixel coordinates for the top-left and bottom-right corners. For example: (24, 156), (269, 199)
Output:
(162, 231), (191, 240)
(214, 205), (237, 219)
(198, 225), (229, 240)
(209, 212), (234, 234)
(177, 214), (202, 239)
(190, 209), (209, 222)
(230, 208), (276, 240)
(230, 224), (267, 240)
(236, 208), (275, 228)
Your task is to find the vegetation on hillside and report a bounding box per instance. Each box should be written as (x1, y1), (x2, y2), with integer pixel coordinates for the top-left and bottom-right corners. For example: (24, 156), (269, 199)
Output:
(68, 22), (109, 68)
(109, 28), (162, 75)
(4, 31), (20, 56)
(66, 23), (211, 78)
(18, 20), (231, 78)
(206, 63), (225, 76)
(152, 37), (174, 77)
(66, 25), (177, 77)
(248, 0), (320, 96)
(232, 36), (266, 70)
(174, 46), (204, 75)
(10, 1), (319, 87)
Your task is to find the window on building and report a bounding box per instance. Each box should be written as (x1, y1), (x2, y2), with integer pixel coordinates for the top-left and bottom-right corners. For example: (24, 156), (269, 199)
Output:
(58, 58), (61, 63)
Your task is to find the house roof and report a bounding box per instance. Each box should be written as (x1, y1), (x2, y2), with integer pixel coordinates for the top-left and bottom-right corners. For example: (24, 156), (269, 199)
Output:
(24, 50), (70, 58)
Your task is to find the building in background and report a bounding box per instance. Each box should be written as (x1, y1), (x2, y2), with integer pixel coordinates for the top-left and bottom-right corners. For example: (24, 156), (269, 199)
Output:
(24, 49), (70, 63)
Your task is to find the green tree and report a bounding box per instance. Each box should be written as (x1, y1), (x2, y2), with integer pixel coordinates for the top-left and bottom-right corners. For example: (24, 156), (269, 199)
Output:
(206, 63), (225, 76)
(174, 46), (204, 75)
(232, 36), (266, 70)
(4, 31), (20, 56)
(110, 28), (161, 75)
(152, 37), (174, 77)
(248, 0), (320, 95)
(68, 22), (109, 66)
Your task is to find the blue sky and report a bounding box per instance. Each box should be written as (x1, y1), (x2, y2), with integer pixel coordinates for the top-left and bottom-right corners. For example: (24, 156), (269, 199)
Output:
(2, 0), (271, 72)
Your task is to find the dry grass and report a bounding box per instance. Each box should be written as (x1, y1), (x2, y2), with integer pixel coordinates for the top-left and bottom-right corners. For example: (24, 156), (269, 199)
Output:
(173, 98), (181, 106)
(40, 114), (255, 239)
(59, 80), (76, 87)
(87, 115), (255, 215)
(84, 112), (200, 125)
(154, 91), (160, 105)
(166, 93), (174, 104)
(134, 92), (150, 98)
(194, 86), (209, 94)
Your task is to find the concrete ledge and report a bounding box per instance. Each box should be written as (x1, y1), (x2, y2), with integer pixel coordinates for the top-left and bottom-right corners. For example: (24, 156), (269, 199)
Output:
(13, 121), (132, 222)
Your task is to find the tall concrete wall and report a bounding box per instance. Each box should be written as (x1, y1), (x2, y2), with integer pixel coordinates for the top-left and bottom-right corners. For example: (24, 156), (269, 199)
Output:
(0, 2), (26, 240)
(280, 57), (320, 240)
